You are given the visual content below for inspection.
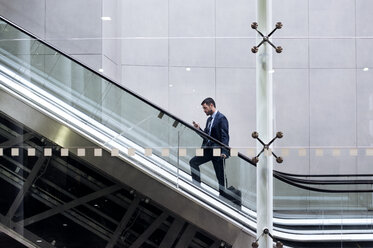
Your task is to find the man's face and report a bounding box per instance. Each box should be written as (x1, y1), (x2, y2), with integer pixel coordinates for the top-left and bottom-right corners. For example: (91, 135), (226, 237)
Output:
(202, 103), (214, 116)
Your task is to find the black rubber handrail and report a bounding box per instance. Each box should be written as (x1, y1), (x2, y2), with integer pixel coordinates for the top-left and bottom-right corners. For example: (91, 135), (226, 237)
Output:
(274, 172), (373, 185)
(0, 15), (256, 166)
(274, 170), (373, 187)
(273, 173), (373, 193)
(274, 170), (373, 178)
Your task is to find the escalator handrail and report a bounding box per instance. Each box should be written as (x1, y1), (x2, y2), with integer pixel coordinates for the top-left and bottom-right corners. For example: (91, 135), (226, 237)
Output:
(273, 172), (373, 193)
(275, 172), (373, 185)
(275, 170), (373, 178)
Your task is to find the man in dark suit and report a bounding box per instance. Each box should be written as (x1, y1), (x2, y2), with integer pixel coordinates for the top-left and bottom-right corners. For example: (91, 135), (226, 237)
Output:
(189, 97), (229, 194)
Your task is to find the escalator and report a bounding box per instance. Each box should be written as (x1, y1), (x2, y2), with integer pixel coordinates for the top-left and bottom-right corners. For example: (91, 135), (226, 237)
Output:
(0, 15), (256, 247)
(1, 15), (373, 248)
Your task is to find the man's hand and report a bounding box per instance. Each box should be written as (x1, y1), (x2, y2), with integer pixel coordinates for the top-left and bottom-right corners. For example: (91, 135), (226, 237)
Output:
(192, 121), (200, 129)
(221, 154), (227, 159)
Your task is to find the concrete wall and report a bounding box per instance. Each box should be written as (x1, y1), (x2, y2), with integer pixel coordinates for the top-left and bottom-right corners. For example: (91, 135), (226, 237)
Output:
(273, 0), (368, 176)
(0, 0), (103, 71)
(118, 0), (373, 182)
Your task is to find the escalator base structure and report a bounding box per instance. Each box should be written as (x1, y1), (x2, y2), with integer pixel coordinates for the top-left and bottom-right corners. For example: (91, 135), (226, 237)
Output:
(0, 87), (254, 247)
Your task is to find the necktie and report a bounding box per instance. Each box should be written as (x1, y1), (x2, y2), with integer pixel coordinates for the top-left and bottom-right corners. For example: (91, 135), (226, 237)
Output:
(207, 117), (213, 135)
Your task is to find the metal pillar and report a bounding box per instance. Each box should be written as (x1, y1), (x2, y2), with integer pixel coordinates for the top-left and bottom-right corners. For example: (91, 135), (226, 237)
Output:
(256, 0), (273, 247)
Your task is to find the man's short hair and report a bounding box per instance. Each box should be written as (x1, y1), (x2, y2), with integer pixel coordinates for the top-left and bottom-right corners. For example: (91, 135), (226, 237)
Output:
(201, 97), (216, 107)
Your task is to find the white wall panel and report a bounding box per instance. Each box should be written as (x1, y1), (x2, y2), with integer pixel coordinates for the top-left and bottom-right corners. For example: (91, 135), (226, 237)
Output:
(216, 0), (255, 37)
(309, 0), (355, 37)
(0, 0), (45, 38)
(216, 38), (255, 68)
(273, 39), (308, 68)
(357, 70), (373, 146)
(170, 0), (214, 37)
(310, 39), (355, 68)
(169, 38), (215, 67)
(216, 68), (256, 148)
(121, 0), (168, 37)
(273, 0), (308, 37)
(168, 67), (215, 123)
(356, 39), (373, 69)
(310, 69), (356, 146)
(121, 39), (168, 66)
(122, 66), (169, 109)
(46, 0), (102, 54)
(274, 69), (309, 147)
(356, 0), (373, 37)
(103, 0), (120, 70)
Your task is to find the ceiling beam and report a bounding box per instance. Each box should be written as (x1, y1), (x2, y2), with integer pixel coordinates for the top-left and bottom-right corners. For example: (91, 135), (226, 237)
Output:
(210, 239), (223, 248)
(129, 212), (168, 248)
(105, 197), (140, 248)
(21, 184), (121, 226)
(0, 213), (54, 248)
(159, 218), (184, 248)
(6, 156), (48, 219)
(175, 224), (196, 248)
(0, 165), (112, 241)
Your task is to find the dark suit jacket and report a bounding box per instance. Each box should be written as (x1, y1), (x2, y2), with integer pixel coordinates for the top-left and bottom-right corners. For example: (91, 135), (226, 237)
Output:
(201, 111), (230, 156)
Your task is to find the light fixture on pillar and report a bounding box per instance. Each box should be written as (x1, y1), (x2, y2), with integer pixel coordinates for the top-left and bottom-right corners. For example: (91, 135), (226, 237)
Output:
(251, 22), (283, 54)
(251, 131), (283, 164)
(251, 228), (283, 248)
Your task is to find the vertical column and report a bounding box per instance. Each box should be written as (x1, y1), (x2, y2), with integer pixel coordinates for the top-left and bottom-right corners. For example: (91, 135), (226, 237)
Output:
(256, 0), (273, 248)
